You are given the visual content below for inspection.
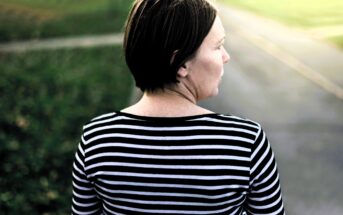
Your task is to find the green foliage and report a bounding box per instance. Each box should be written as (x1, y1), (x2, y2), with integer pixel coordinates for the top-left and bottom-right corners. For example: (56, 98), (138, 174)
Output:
(0, 0), (133, 41)
(220, 0), (343, 48)
(329, 35), (343, 49)
(221, 0), (343, 27)
(0, 46), (133, 214)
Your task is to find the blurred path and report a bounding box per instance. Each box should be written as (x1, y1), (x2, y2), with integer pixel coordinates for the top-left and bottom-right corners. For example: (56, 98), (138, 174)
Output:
(0, 33), (123, 52)
(200, 4), (343, 215)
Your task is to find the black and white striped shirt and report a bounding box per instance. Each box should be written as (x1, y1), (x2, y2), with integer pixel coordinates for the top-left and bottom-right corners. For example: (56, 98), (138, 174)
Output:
(72, 112), (285, 215)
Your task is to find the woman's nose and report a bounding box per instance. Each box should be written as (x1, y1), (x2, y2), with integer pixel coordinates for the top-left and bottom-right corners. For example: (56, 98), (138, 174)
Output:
(222, 48), (230, 64)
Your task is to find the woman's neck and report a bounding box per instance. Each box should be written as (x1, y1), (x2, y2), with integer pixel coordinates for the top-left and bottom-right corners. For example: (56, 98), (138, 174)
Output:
(121, 88), (212, 117)
(146, 88), (196, 104)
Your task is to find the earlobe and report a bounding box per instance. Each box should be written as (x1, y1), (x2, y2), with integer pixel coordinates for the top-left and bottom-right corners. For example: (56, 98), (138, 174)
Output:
(177, 66), (188, 78)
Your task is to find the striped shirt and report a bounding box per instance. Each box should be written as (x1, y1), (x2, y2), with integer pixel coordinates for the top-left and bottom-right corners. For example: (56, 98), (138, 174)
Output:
(72, 112), (285, 215)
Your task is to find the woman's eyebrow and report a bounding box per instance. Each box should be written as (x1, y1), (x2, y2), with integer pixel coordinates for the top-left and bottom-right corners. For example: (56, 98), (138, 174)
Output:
(216, 36), (226, 44)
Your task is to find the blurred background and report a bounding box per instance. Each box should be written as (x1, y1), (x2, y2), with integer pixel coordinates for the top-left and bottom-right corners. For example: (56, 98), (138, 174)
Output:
(0, 0), (342, 214)
(0, 0), (133, 214)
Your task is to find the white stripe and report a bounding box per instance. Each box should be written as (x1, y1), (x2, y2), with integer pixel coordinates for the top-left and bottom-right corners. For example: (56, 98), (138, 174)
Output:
(84, 115), (134, 130)
(253, 164), (277, 187)
(98, 187), (244, 207)
(251, 132), (266, 163)
(89, 171), (249, 181)
(231, 206), (241, 215)
(276, 203), (285, 215)
(251, 151), (275, 187)
(72, 172), (89, 184)
(86, 142), (250, 153)
(87, 133), (254, 143)
(96, 185), (239, 199)
(72, 181), (93, 191)
(103, 204), (123, 215)
(84, 124), (256, 136)
(73, 190), (97, 199)
(92, 112), (116, 121)
(254, 152), (275, 183)
(249, 184), (281, 201)
(252, 174), (280, 193)
(102, 198), (237, 215)
(98, 179), (249, 190)
(220, 114), (249, 121)
(86, 161), (249, 171)
(72, 198), (98, 207)
(251, 139), (270, 174)
(73, 163), (86, 177)
(112, 194), (244, 207)
(86, 152), (250, 162)
(248, 193), (282, 210)
(192, 117), (259, 129)
(78, 141), (85, 157)
(72, 206), (100, 215)
(74, 152), (85, 170)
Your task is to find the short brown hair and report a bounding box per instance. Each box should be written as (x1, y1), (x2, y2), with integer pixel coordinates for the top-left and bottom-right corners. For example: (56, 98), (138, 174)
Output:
(124, 0), (217, 92)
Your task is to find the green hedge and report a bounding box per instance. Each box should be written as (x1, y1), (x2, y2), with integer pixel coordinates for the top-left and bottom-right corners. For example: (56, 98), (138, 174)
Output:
(0, 46), (133, 214)
(0, 0), (133, 42)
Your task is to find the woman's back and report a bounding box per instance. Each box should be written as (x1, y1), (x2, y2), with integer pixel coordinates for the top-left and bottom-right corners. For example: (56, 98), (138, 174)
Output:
(72, 112), (284, 214)
(71, 0), (285, 214)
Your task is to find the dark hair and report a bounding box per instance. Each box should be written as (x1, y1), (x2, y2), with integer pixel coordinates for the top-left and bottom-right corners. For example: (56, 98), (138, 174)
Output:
(124, 0), (217, 92)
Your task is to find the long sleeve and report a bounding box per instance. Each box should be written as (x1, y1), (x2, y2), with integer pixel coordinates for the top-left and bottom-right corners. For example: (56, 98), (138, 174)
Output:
(246, 125), (285, 215)
(72, 134), (101, 215)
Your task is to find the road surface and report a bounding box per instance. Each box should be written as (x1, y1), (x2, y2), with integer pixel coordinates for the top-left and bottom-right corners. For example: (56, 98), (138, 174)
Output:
(200, 4), (343, 215)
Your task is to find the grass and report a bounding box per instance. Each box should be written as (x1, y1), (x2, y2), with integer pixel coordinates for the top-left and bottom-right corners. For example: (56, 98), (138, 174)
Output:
(220, 0), (343, 27)
(0, 0), (133, 41)
(220, 0), (343, 48)
(0, 46), (133, 215)
(330, 35), (343, 48)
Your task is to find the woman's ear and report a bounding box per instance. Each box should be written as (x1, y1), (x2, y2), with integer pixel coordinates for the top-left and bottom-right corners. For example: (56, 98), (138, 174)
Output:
(177, 65), (188, 78)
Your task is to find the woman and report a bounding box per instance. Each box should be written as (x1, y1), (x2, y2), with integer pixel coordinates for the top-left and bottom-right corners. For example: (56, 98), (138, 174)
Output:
(71, 0), (285, 214)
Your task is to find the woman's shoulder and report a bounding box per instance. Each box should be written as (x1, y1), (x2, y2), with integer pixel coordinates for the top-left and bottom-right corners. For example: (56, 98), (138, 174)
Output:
(204, 113), (263, 138)
(80, 112), (120, 134)
(209, 113), (262, 129)
(81, 111), (262, 130)
(82, 111), (263, 131)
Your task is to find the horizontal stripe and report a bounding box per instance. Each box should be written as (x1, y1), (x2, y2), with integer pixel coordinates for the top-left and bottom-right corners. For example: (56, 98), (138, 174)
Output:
(192, 117), (259, 129)
(248, 194), (283, 210)
(72, 206), (100, 215)
(73, 198), (98, 207)
(101, 192), (243, 207)
(97, 179), (249, 190)
(89, 171), (249, 181)
(86, 162), (249, 171)
(249, 184), (281, 202)
(96, 186), (238, 200)
(84, 124), (256, 137)
(73, 191), (97, 199)
(85, 152), (250, 162)
(86, 142), (250, 154)
(84, 115), (130, 130)
(87, 133), (254, 144)
(102, 198), (236, 215)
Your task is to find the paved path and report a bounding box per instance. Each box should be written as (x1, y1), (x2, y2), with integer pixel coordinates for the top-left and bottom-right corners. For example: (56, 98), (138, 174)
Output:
(201, 4), (343, 215)
(0, 33), (123, 52)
